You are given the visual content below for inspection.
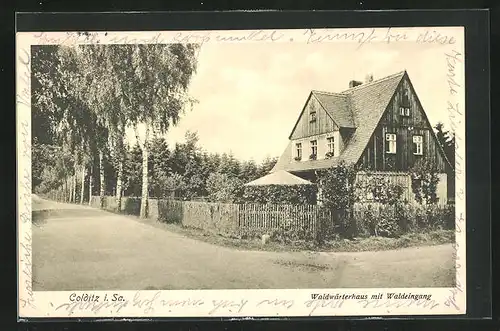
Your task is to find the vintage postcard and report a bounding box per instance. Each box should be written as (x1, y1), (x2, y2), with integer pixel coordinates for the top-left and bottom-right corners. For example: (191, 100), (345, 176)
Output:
(17, 26), (466, 318)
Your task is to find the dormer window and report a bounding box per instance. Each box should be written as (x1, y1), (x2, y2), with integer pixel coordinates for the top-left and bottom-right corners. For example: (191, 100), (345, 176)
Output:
(309, 110), (317, 122)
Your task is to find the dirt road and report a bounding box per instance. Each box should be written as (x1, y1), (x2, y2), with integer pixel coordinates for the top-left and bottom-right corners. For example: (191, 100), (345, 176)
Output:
(31, 195), (455, 291)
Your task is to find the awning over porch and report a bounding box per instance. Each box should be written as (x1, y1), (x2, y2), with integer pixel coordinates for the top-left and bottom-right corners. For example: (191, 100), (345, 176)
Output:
(244, 170), (314, 186)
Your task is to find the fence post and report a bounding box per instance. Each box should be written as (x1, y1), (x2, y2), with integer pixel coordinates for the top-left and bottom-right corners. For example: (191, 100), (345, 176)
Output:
(314, 205), (320, 244)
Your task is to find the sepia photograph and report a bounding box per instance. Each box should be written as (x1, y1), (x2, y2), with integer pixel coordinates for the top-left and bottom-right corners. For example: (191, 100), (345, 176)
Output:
(18, 26), (466, 318)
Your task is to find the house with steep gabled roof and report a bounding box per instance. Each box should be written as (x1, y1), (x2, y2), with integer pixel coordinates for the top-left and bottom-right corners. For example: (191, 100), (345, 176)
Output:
(270, 70), (454, 204)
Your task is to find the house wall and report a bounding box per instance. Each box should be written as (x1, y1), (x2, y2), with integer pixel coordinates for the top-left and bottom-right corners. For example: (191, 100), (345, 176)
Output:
(358, 76), (448, 173)
(290, 94), (338, 140)
(290, 95), (345, 161)
(291, 131), (343, 161)
(436, 173), (448, 205)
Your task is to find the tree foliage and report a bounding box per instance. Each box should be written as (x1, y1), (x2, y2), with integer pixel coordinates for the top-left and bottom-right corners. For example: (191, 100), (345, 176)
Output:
(31, 43), (200, 208)
(355, 173), (404, 205)
(434, 122), (455, 169)
(206, 172), (244, 203)
(31, 44), (286, 208)
(316, 161), (357, 211)
(240, 185), (317, 205)
(410, 159), (440, 205)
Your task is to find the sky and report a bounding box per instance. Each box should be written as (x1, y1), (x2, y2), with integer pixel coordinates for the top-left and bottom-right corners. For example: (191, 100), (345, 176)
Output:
(127, 33), (463, 163)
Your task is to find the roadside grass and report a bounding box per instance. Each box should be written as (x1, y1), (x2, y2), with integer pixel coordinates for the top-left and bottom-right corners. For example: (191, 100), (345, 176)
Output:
(133, 215), (454, 253)
(320, 230), (455, 252)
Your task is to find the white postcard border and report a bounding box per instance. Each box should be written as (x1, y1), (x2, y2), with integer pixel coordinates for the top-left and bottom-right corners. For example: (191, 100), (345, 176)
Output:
(17, 27), (466, 319)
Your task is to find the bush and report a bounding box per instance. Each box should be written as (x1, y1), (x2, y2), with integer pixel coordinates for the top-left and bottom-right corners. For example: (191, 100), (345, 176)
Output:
(395, 203), (414, 232)
(410, 159), (440, 205)
(206, 172), (244, 203)
(361, 206), (377, 237)
(317, 209), (342, 241)
(355, 172), (404, 205)
(317, 161), (357, 210)
(350, 203), (454, 239)
(373, 206), (400, 237)
(122, 197), (141, 216)
(271, 217), (316, 243)
(240, 184), (317, 205)
(375, 216), (400, 238)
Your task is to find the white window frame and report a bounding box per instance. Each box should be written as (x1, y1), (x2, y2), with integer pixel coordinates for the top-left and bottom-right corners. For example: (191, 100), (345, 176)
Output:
(295, 142), (302, 159)
(327, 136), (335, 155)
(399, 106), (410, 117)
(413, 135), (423, 155)
(385, 133), (397, 154)
(310, 140), (317, 156)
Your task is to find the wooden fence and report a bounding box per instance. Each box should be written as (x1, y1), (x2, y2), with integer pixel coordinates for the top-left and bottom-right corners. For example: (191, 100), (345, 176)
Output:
(156, 200), (341, 240)
(238, 203), (321, 236)
(89, 196), (454, 240)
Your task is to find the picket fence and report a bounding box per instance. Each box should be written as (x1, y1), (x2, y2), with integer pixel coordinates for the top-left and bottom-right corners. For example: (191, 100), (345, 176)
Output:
(89, 196), (454, 240)
(157, 199), (328, 239)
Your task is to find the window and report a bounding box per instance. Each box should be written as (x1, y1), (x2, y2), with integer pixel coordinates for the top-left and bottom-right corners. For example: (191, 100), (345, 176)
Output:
(402, 89), (410, 107)
(399, 107), (410, 116)
(327, 136), (335, 156)
(385, 133), (397, 154)
(309, 111), (317, 122)
(310, 140), (317, 159)
(413, 135), (423, 155)
(295, 143), (302, 160)
(400, 89), (411, 116)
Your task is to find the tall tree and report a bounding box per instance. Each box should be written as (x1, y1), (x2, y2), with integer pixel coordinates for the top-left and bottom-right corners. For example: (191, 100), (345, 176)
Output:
(149, 137), (172, 198)
(123, 142), (143, 197)
(239, 159), (259, 183)
(73, 44), (125, 208)
(258, 156), (279, 178)
(434, 122), (455, 169)
(122, 44), (199, 218)
(32, 45), (94, 201)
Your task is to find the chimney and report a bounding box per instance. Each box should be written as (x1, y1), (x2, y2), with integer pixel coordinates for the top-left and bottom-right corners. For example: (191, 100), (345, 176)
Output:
(349, 80), (363, 88)
(365, 73), (374, 83)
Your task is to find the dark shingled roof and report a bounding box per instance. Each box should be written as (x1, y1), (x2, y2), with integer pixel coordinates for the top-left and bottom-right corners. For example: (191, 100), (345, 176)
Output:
(312, 91), (355, 128)
(272, 71), (406, 173)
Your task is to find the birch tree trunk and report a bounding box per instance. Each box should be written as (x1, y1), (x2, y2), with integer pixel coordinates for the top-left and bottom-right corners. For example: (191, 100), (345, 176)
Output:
(99, 150), (105, 209)
(88, 165), (93, 206)
(116, 160), (123, 213)
(72, 164), (77, 203)
(80, 165), (86, 204)
(68, 175), (73, 203)
(140, 124), (150, 218)
(64, 176), (68, 202)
